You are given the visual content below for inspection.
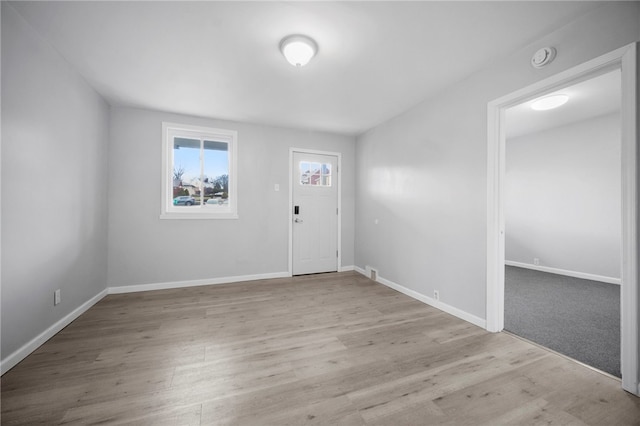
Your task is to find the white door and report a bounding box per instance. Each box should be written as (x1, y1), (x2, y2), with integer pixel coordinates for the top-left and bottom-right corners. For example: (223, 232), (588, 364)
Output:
(292, 152), (338, 275)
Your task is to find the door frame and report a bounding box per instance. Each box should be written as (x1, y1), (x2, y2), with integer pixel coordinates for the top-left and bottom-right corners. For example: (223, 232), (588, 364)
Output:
(288, 148), (342, 276)
(486, 43), (639, 395)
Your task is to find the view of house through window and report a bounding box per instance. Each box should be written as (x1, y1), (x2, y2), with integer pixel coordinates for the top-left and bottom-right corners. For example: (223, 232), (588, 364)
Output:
(300, 162), (332, 186)
(162, 123), (237, 219)
(173, 138), (229, 208)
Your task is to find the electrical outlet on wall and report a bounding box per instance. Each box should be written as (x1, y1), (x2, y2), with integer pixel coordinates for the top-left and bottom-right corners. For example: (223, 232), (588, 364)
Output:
(534, 258), (540, 266)
(54, 289), (61, 305)
(434, 290), (440, 301)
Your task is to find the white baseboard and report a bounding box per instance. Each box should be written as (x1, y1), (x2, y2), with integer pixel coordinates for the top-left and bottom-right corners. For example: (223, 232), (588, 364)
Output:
(108, 271), (290, 294)
(0, 288), (109, 375)
(354, 267), (486, 329)
(505, 260), (621, 285)
(339, 265), (355, 272)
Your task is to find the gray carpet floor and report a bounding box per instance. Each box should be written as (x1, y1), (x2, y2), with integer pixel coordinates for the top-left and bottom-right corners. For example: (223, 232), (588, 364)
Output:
(504, 266), (620, 377)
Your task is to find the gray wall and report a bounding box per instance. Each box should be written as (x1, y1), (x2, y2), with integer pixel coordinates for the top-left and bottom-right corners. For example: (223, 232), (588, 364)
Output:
(354, 3), (639, 320)
(108, 107), (355, 287)
(1, 3), (109, 359)
(505, 113), (621, 279)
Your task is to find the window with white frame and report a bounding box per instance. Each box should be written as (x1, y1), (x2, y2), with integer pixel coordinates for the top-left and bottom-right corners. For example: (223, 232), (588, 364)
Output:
(161, 122), (238, 219)
(299, 161), (332, 187)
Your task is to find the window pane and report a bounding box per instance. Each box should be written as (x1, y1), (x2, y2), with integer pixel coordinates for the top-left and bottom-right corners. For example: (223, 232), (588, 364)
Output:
(300, 162), (310, 185)
(310, 163), (321, 186)
(173, 138), (200, 207)
(321, 163), (332, 187)
(203, 140), (229, 208)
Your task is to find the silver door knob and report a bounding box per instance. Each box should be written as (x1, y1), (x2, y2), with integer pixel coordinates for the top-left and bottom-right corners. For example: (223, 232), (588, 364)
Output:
(294, 218), (304, 223)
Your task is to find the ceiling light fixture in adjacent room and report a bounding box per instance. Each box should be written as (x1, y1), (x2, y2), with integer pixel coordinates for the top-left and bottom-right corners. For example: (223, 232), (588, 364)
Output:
(530, 94), (569, 111)
(280, 35), (318, 67)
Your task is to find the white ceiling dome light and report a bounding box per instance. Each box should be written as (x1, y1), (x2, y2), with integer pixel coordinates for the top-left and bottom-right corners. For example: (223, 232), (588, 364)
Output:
(280, 35), (318, 67)
(530, 94), (569, 111)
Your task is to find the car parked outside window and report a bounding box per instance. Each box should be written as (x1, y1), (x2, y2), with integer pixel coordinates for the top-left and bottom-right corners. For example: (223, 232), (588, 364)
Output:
(173, 195), (195, 206)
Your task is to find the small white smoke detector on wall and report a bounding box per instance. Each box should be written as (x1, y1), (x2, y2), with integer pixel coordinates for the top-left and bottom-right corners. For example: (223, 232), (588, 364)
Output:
(531, 47), (557, 68)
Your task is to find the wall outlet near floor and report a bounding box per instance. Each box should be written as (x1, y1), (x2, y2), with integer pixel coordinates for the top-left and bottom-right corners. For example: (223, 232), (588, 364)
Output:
(54, 289), (61, 305)
(533, 258), (540, 266)
(434, 290), (440, 301)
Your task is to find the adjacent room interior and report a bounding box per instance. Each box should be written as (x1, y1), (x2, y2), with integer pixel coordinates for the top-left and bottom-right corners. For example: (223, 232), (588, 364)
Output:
(504, 70), (623, 378)
(2, 1), (640, 424)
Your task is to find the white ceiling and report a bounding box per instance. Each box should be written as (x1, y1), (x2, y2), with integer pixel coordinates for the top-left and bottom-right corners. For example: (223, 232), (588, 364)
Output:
(506, 69), (621, 139)
(10, 1), (606, 135)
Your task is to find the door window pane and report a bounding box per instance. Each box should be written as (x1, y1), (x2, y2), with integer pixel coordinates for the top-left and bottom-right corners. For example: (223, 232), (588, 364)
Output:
(300, 162), (310, 185)
(322, 163), (331, 187)
(310, 163), (321, 185)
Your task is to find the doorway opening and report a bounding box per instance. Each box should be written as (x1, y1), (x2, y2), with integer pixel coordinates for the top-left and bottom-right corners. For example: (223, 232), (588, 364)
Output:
(503, 69), (622, 377)
(486, 43), (638, 395)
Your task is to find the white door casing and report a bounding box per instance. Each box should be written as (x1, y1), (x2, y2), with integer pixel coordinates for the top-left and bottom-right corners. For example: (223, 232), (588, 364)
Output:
(486, 43), (638, 395)
(291, 150), (340, 275)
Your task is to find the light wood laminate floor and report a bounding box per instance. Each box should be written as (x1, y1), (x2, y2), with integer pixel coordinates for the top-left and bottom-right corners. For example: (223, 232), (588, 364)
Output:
(2, 272), (639, 425)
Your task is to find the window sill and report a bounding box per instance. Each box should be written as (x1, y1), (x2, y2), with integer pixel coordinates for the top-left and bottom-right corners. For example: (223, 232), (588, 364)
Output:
(160, 212), (239, 220)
